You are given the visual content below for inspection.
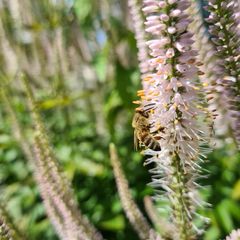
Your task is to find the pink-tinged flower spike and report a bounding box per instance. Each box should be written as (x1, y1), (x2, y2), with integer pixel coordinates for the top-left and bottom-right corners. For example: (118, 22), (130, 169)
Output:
(22, 76), (104, 240)
(34, 137), (101, 240)
(188, 0), (231, 140)
(1, 88), (69, 239)
(110, 144), (160, 240)
(206, 0), (240, 147)
(128, 0), (150, 80)
(0, 204), (23, 240)
(144, 196), (176, 239)
(225, 229), (240, 240)
(140, 1), (210, 239)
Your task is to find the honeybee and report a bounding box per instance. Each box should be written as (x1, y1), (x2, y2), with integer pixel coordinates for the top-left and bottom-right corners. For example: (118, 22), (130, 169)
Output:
(132, 110), (162, 151)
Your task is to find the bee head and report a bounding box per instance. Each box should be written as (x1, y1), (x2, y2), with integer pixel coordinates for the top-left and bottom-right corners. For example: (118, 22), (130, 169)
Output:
(135, 109), (149, 118)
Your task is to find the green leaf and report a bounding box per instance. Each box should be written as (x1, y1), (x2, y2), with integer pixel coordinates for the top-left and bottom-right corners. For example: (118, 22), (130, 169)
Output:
(37, 92), (93, 110)
(5, 149), (18, 162)
(104, 90), (123, 139)
(71, 155), (105, 177)
(225, 200), (240, 221)
(0, 134), (14, 149)
(115, 61), (135, 109)
(94, 44), (109, 82)
(232, 179), (240, 200)
(74, 0), (92, 23)
(216, 200), (234, 232)
(204, 226), (220, 240)
(100, 215), (125, 231)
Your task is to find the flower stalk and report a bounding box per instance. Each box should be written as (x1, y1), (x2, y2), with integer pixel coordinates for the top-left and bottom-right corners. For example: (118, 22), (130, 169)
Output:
(135, 0), (211, 239)
(109, 143), (159, 240)
(22, 75), (103, 240)
(188, 0), (231, 139)
(1, 85), (71, 239)
(206, 0), (240, 146)
(144, 196), (175, 239)
(0, 204), (23, 240)
(128, 0), (151, 79)
(1, 87), (34, 165)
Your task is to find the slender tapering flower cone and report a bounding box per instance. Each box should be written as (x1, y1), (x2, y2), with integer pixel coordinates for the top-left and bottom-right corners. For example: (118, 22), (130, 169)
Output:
(144, 196), (176, 239)
(1, 87), (70, 239)
(109, 143), (160, 240)
(188, 0), (231, 138)
(2, 82), (103, 240)
(0, 204), (23, 240)
(22, 76), (103, 240)
(134, 1), (210, 239)
(206, 0), (240, 147)
(34, 136), (100, 240)
(225, 229), (240, 240)
(128, 0), (151, 80)
(1, 87), (34, 165)
(22, 76), (79, 213)
(39, 197), (67, 239)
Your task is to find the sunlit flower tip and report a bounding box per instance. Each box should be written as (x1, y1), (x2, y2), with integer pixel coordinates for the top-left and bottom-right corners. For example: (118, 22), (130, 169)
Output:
(146, 25), (166, 34)
(158, 1), (166, 8)
(142, 4), (159, 14)
(160, 14), (169, 22)
(137, 90), (145, 97)
(143, 75), (153, 81)
(132, 100), (142, 105)
(167, 26), (177, 34)
(166, 48), (175, 58)
(170, 9), (181, 17)
(147, 38), (170, 49)
(168, 0), (177, 4)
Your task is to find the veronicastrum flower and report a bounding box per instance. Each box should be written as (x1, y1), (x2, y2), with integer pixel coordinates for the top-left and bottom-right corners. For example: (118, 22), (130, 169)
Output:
(206, 0), (240, 147)
(188, 0), (231, 140)
(128, 0), (150, 80)
(135, 1), (211, 239)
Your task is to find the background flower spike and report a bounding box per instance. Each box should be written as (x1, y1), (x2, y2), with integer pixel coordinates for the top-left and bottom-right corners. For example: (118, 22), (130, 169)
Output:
(109, 143), (161, 240)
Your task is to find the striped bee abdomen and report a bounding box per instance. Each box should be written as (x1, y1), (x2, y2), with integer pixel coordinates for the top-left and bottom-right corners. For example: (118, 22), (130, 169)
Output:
(132, 111), (162, 151)
(139, 131), (161, 151)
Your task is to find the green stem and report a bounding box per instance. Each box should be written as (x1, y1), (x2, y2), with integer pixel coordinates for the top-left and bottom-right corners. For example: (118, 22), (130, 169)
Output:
(171, 153), (192, 240)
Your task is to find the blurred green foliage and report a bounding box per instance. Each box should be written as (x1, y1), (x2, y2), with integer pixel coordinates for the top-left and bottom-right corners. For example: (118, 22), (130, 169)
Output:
(0, 0), (240, 240)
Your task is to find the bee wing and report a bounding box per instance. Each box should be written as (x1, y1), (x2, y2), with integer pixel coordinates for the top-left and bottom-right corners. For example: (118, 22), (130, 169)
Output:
(134, 130), (139, 150)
